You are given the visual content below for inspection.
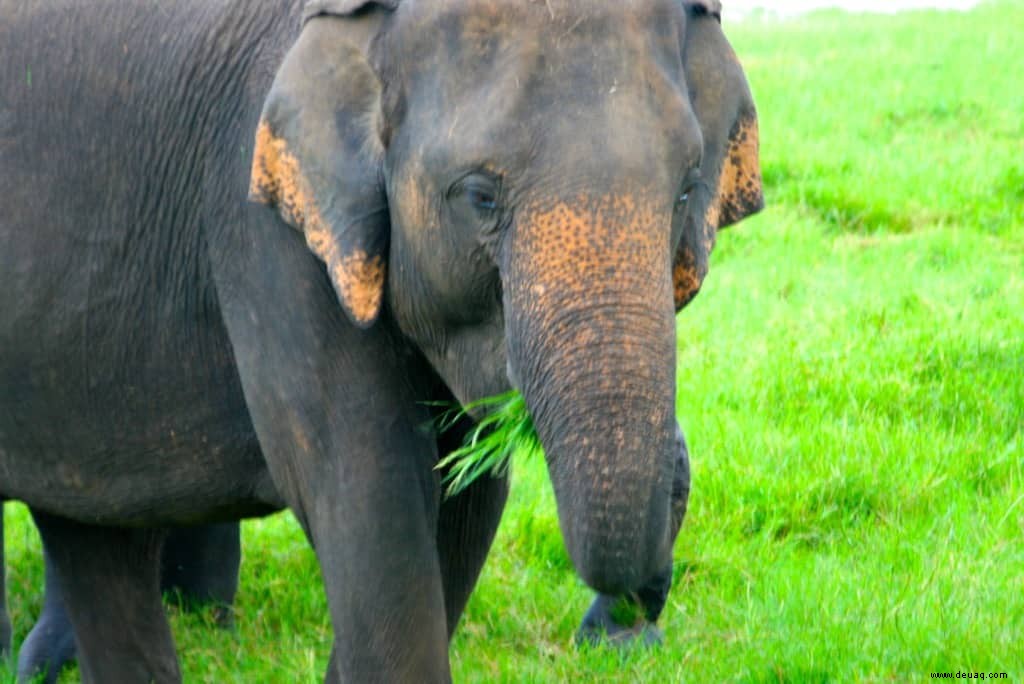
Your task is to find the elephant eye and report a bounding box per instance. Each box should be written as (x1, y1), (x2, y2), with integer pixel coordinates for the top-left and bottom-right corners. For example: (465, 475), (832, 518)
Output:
(466, 185), (497, 211)
(448, 173), (502, 219)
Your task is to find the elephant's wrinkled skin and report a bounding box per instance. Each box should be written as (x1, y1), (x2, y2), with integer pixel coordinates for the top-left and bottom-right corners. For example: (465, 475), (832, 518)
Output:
(0, 0), (762, 681)
(0, 506), (239, 684)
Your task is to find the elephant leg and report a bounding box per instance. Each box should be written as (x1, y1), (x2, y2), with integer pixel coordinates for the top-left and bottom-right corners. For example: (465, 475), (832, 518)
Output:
(435, 415), (510, 638)
(217, 211), (451, 683)
(576, 423), (691, 646)
(16, 548), (76, 684)
(0, 502), (11, 659)
(260, 396), (449, 684)
(160, 522), (241, 626)
(29, 511), (179, 684)
(269, 415), (449, 684)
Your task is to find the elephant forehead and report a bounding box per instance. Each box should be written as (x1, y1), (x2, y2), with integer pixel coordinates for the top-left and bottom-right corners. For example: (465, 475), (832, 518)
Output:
(395, 0), (684, 31)
(391, 0), (686, 83)
(386, 1), (695, 194)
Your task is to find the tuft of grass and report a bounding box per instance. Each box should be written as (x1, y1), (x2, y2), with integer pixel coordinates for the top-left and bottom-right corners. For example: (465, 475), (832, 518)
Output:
(434, 391), (542, 497)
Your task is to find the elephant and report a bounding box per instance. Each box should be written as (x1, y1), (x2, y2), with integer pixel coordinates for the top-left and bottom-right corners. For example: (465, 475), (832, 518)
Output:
(0, 505), (240, 684)
(0, 0), (762, 681)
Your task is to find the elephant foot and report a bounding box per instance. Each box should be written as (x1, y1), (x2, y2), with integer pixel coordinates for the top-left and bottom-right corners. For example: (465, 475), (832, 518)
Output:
(160, 522), (241, 630)
(17, 613), (77, 684)
(163, 590), (235, 629)
(574, 594), (664, 649)
(208, 604), (235, 629)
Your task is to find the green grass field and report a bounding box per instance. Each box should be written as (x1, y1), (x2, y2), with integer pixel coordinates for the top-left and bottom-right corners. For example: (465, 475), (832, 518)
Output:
(3, 2), (1022, 681)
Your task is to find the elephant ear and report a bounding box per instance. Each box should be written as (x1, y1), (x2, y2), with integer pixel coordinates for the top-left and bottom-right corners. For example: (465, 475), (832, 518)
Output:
(248, 1), (396, 328)
(673, 1), (764, 310)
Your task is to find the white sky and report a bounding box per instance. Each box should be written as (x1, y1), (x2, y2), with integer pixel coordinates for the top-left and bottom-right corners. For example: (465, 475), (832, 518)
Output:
(722, 0), (983, 19)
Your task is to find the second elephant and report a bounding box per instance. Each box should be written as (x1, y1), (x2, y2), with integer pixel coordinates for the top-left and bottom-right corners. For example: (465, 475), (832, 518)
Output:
(1, 510), (240, 684)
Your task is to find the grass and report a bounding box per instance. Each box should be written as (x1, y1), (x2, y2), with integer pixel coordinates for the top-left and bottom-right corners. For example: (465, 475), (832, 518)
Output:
(3, 2), (1023, 681)
(433, 391), (541, 498)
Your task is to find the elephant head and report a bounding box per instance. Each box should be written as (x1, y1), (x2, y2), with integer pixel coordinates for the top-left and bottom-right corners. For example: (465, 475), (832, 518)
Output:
(250, 0), (762, 594)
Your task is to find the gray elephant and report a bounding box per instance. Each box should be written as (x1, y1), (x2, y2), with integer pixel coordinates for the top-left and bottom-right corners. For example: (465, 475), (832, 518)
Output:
(0, 0), (762, 681)
(0, 505), (240, 684)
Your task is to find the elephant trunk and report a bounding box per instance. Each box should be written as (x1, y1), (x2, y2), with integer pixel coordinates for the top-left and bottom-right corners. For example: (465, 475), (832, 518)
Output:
(505, 192), (677, 594)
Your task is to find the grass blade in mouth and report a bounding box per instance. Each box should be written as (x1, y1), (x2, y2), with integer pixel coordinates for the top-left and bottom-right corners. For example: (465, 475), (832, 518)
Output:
(434, 391), (542, 497)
